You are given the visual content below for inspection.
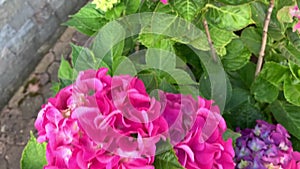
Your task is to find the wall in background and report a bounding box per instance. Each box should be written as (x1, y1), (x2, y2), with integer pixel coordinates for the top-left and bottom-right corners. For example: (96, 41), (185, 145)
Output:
(0, 0), (86, 109)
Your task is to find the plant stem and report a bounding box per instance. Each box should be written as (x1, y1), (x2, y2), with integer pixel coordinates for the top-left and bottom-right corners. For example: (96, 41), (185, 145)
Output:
(203, 19), (217, 62)
(255, 0), (275, 77)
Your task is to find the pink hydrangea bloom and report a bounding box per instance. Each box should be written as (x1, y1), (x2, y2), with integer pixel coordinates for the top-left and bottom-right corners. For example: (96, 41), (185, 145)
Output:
(290, 6), (300, 33)
(160, 0), (168, 4)
(35, 67), (234, 169)
(35, 68), (167, 168)
(161, 93), (235, 169)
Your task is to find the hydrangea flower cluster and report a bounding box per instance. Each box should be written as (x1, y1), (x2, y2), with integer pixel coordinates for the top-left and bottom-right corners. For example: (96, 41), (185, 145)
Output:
(235, 120), (300, 169)
(92, 0), (120, 12)
(35, 68), (235, 169)
(290, 6), (300, 33)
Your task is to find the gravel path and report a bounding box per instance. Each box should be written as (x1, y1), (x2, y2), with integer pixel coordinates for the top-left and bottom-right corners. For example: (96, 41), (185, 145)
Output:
(0, 28), (89, 169)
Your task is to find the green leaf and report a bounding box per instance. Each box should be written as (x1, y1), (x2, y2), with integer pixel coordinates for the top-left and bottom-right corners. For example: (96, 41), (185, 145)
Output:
(209, 25), (238, 56)
(51, 82), (61, 96)
(298, 0), (300, 9)
(124, 0), (140, 14)
(250, 1), (284, 40)
(58, 57), (74, 81)
(223, 129), (241, 143)
(270, 101), (300, 140)
(159, 78), (178, 93)
(71, 45), (98, 71)
(205, 4), (252, 31)
(222, 38), (251, 71)
(92, 21), (126, 68)
(275, 0), (295, 11)
(199, 72), (232, 104)
(146, 48), (176, 71)
(21, 132), (47, 169)
(241, 27), (262, 56)
(227, 62), (256, 89)
(251, 76), (279, 103)
(112, 56), (137, 76)
(154, 141), (185, 169)
(278, 42), (300, 64)
(105, 3), (126, 20)
(225, 87), (252, 112)
(287, 28), (300, 51)
(170, 0), (205, 21)
(289, 61), (300, 81)
(64, 3), (107, 36)
(259, 62), (289, 88)
(224, 102), (265, 129)
(277, 6), (294, 23)
(215, 0), (253, 5)
(284, 77), (300, 106)
(291, 136), (300, 152)
(138, 71), (159, 93)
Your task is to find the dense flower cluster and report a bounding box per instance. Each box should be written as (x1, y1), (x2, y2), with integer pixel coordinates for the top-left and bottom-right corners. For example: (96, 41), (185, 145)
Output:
(92, 0), (120, 12)
(35, 68), (234, 169)
(163, 93), (235, 169)
(290, 6), (300, 33)
(235, 120), (300, 169)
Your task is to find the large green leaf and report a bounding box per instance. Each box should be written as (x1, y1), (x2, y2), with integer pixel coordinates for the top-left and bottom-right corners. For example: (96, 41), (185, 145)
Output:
(270, 101), (300, 140)
(215, 0), (253, 5)
(250, 1), (284, 40)
(205, 4), (252, 31)
(58, 57), (74, 81)
(146, 48), (176, 71)
(92, 21), (126, 68)
(199, 72), (232, 104)
(154, 141), (185, 169)
(277, 6), (294, 23)
(210, 25), (238, 56)
(287, 28), (300, 51)
(222, 38), (251, 71)
(64, 3), (107, 36)
(105, 3), (126, 20)
(251, 76), (279, 103)
(240, 27), (263, 56)
(284, 77), (300, 106)
(275, 0), (295, 11)
(291, 136), (300, 152)
(289, 61), (300, 81)
(259, 62), (289, 88)
(124, 0), (140, 14)
(278, 42), (300, 64)
(21, 132), (47, 169)
(225, 87), (252, 112)
(170, 0), (205, 21)
(227, 62), (256, 89)
(224, 102), (265, 129)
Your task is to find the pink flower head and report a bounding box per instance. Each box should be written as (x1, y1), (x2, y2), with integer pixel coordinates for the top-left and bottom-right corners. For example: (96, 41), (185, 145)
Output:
(160, 0), (168, 4)
(290, 6), (300, 33)
(161, 93), (235, 169)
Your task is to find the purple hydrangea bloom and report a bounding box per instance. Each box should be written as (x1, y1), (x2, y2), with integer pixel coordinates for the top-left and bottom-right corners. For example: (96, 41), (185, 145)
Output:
(235, 120), (295, 169)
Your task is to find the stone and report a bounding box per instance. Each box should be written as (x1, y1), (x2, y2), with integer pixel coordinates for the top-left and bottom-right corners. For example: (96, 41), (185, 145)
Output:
(5, 145), (23, 169)
(0, 156), (7, 169)
(41, 83), (53, 102)
(47, 62), (60, 82)
(38, 73), (50, 85)
(52, 41), (72, 60)
(8, 86), (25, 109)
(34, 52), (55, 73)
(20, 95), (43, 120)
(0, 141), (5, 158)
(59, 28), (76, 42)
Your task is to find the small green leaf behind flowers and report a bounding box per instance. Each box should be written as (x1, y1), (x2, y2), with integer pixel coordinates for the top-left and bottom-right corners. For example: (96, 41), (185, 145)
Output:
(21, 132), (47, 169)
